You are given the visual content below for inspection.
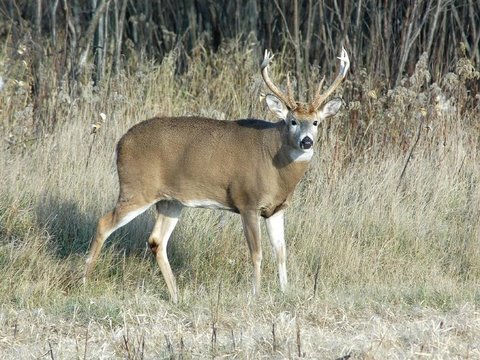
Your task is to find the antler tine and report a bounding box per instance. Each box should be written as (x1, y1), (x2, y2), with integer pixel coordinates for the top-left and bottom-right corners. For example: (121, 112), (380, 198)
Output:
(261, 50), (297, 110)
(286, 73), (296, 108)
(310, 47), (350, 111)
(312, 75), (326, 105)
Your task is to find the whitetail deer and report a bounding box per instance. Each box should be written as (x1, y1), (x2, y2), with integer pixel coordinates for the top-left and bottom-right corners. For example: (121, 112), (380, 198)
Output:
(85, 48), (350, 303)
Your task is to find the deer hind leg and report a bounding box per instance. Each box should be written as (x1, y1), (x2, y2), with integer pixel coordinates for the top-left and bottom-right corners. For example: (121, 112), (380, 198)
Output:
(148, 200), (183, 303)
(84, 198), (153, 281)
(265, 210), (287, 292)
(241, 210), (262, 296)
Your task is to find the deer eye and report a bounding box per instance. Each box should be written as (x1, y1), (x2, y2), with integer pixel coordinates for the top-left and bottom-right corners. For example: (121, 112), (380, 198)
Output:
(313, 121), (318, 126)
(291, 120), (297, 126)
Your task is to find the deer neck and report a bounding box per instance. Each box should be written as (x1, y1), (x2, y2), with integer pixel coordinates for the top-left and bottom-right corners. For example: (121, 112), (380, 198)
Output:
(262, 124), (312, 189)
(265, 122), (313, 167)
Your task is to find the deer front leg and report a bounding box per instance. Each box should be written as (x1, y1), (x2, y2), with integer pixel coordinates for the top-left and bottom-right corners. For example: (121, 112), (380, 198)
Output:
(265, 210), (287, 291)
(241, 211), (262, 296)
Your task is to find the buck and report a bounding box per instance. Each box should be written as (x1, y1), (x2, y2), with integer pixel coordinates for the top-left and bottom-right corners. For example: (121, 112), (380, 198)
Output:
(85, 48), (350, 303)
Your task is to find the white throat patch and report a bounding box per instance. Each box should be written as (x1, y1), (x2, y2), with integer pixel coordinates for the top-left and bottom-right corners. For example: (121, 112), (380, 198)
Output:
(288, 148), (313, 162)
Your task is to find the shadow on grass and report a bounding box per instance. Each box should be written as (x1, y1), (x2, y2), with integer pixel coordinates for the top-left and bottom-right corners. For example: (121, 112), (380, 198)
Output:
(35, 193), (155, 260)
(32, 194), (235, 291)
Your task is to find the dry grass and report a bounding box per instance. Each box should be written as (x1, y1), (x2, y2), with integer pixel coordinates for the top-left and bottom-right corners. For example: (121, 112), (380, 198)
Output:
(1, 41), (480, 358)
(1, 297), (479, 358)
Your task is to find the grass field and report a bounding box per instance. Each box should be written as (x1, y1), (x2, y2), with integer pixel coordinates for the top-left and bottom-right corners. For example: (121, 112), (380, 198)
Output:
(1, 43), (480, 358)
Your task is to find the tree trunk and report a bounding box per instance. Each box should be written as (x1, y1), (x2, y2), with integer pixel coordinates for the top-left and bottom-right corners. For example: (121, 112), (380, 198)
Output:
(93, 0), (106, 85)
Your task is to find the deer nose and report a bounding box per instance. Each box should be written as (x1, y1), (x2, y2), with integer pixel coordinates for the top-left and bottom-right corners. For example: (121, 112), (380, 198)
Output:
(300, 136), (313, 149)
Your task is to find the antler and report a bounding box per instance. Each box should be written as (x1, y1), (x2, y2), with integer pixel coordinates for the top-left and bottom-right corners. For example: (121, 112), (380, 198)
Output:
(310, 47), (350, 111)
(261, 50), (297, 110)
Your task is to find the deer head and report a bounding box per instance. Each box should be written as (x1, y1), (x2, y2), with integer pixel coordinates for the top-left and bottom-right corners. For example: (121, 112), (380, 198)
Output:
(261, 48), (349, 156)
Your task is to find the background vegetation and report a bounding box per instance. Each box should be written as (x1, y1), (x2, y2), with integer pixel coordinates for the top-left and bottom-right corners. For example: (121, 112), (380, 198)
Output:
(0, 0), (480, 358)
(1, 0), (479, 136)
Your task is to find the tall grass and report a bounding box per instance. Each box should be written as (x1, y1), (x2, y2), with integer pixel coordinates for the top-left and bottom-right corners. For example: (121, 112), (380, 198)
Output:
(0, 41), (479, 357)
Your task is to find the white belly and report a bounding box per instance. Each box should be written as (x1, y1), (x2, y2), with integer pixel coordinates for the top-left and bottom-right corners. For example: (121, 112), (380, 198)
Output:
(180, 199), (233, 211)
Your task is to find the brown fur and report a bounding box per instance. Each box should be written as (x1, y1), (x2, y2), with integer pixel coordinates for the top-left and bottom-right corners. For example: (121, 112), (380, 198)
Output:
(85, 48), (348, 302)
(116, 116), (309, 217)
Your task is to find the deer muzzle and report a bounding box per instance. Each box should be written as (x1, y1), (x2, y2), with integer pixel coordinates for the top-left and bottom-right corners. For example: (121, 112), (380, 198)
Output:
(300, 136), (313, 150)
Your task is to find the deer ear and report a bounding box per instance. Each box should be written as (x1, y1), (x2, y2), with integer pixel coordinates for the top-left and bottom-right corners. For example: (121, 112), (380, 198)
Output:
(266, 94), (288, 120)
(317, 97), (343, 120)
